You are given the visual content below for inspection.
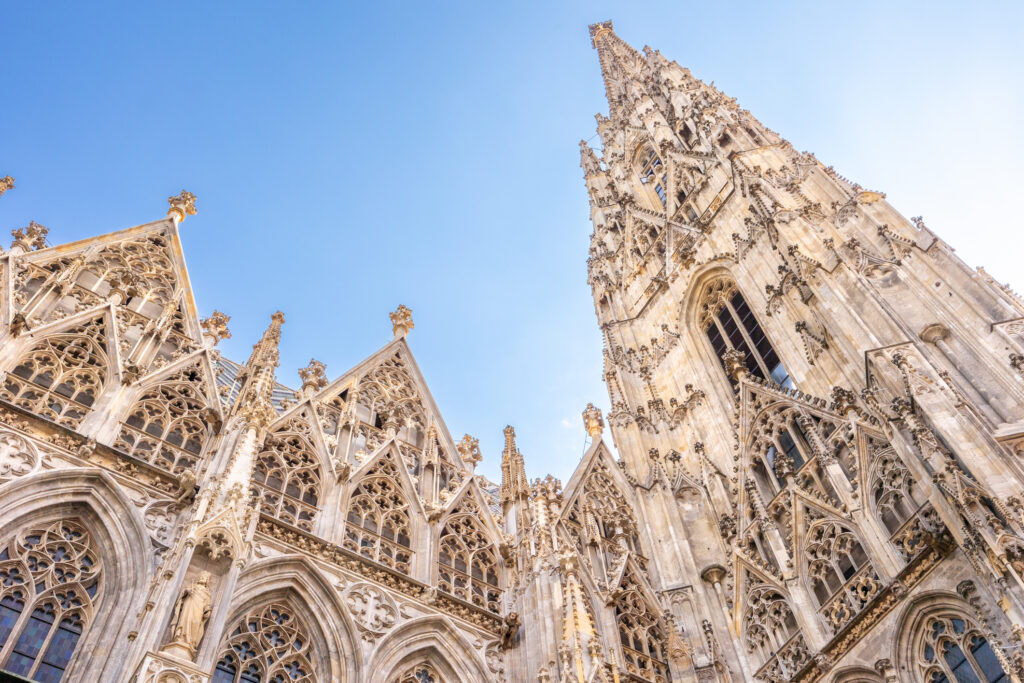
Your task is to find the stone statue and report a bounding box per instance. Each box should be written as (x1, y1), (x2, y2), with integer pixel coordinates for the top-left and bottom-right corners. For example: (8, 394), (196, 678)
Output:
(167, 571), (212, 657)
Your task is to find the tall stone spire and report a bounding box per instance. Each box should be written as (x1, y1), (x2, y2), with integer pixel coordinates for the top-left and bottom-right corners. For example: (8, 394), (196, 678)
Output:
(499, 425), (528, 505)
(588, 20), (645, 116)
(232, 311), (284, 429)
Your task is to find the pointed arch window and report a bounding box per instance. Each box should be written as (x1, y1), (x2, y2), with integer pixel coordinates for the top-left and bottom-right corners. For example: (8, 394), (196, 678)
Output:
(804, 521), (880, 633)
(614, 573), (668, 683)
(212, 603), (316, 683)
(917, 614), (1007, 682)
(437, 511), (501, 614)
(750, 410), (813, 499)
(392, 663), (439, 683)
(1, 318), (109, 429)
(0, 520), (101, 682)
(699, 279), (792, 388)
(344, 458), (413, 573)
(868, 441), (923, 536)
(252, 429), (322, 532)
(638, 147), (668, 208)
(743, 584), (806, 677)
(114, 366), (214, 474)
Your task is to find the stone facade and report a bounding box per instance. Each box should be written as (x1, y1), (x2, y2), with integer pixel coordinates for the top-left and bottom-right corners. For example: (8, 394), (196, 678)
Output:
(0, 20), (1021, 683)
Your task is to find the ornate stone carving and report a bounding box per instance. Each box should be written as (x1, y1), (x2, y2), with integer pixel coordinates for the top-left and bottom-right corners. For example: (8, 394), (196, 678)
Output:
(165, 571), (213, 659)
(0, 428), (38, 482)
(344, 581), (399, 642)
(582, 402), (604, 436)
(389, 304), (414, 339)
(167, 190), (198, 223)
(200, 310), (231, 346)
(10, 220), (48, 251)
(298, 358), (328, 395)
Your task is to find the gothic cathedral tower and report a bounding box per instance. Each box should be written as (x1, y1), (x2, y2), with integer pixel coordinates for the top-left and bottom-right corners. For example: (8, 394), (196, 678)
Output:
(566, 19), (1024, 683)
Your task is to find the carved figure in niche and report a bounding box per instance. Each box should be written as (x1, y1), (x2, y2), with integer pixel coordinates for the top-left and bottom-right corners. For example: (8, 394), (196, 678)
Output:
(166, 571), (213, 658)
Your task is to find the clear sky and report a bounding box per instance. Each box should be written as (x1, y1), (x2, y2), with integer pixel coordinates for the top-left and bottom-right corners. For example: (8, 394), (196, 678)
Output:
(2, 2), (1022, 485)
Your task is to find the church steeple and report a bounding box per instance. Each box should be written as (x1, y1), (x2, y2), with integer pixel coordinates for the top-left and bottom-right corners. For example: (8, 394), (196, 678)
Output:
(500, 425), (528, 506)
(588, 20), (646, 118)
(232, 311), (284, 428)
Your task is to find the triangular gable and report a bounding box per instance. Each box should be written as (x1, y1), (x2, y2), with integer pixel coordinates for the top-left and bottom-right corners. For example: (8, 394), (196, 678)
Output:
(262, 405), (330, 484)
(128, 349), (224, 420)
(7, 302), (123, 387)
(312, 338), (470, 471)
(559, 438), (636, 516)
(438, 475), (503, 544)
(12, 218), (205, 346)
(347, 439), (425, 518)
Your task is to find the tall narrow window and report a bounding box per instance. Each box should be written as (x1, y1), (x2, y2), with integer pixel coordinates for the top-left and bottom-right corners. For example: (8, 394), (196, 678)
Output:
(639, 148), (668, 208)
(699, 279), (792, 388)
(0, 520), (101, 682)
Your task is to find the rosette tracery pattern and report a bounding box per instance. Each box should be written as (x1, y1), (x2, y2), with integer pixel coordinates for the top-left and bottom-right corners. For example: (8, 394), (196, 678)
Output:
(437, 499), (501, 614)
(212, 603), (317, 683)
(344, 455), (412, 573)
(743, 582), (807, 680)
(1, 318), (109, 428)
(393, 663), (439, 683)
(0, 520), (102, 682)
(915, 613), (1007, 682)
(614, 569), (668, 683)
(252, 420), (322, 531)
(114, 364), (213, 473)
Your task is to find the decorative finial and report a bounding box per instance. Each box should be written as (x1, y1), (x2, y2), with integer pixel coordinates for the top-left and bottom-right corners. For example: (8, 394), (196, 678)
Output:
(722, 348), (748, 382)
(456, 434), (482, 469)
(298, 358), (328, 395)
(0, 176), (14, 198)
(503, 425), (517, 454)
(390, 304), (414, 339)
(582, 403), (604, 437)
(10, 221), (48, 252)
(588, 20), (614, 46)
(200, 310), (231, 346)
(271, 311), (285, 325)
(167, 190), (197, 224)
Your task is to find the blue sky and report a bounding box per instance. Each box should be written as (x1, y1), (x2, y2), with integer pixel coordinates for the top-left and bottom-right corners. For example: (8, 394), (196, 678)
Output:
(2, 2), (1022, 485)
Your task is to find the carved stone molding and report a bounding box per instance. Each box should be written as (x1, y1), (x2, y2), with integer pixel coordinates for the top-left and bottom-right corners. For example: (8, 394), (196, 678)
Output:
(344, 581), (399, 642)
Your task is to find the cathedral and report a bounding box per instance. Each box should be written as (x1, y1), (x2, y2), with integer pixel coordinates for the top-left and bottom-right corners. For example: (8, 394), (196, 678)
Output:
(0, 19), (1022, 683)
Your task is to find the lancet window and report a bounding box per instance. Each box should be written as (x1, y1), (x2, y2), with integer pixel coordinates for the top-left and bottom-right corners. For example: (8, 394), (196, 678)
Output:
(392, 663), (439, 683)
(743, 584), (806, 677)
(804, 521), (879, 633)
(638, 146), (668, 208)
(615, 572), (668, 683)
(344, 456), (412, 573)
(252, 423), (322, 531)
(113, 366), (213, 473)
(1, 318), (109, 429)
(0, 520), (101, 682)
(916, 613), (1007, 682)
(212, 603), (316, 683)
(437, 503), (501, 613)
(868, 441), (923, 535)
(699, 278), (792, 388)
(749, 407), (812, 499)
